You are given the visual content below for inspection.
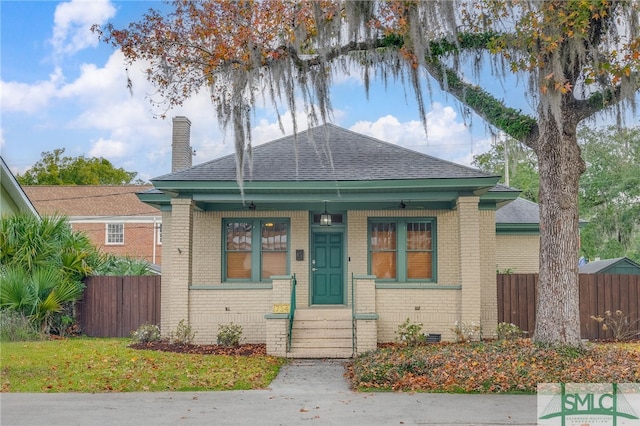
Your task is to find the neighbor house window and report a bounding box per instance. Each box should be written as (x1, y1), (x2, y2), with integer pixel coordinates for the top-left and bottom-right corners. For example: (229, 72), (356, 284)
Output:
(369, 218), (435, 281)
(156, 224), (162, 245)
(224, 219), (289, 281)
(106, 223), (124, 245)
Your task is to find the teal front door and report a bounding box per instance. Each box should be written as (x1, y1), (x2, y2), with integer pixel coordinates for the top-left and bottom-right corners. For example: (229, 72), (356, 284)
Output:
(312, 232), (344, 304)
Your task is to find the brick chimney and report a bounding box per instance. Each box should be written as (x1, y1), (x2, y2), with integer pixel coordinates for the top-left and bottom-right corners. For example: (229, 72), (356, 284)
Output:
(172, 116), (192, 172)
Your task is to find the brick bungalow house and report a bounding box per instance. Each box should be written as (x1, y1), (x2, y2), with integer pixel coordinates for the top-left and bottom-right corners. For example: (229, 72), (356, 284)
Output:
(24, 185), (163, 265)
(140, 120), (540, 357)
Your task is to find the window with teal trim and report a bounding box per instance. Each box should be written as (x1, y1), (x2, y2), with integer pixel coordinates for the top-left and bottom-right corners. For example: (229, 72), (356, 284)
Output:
(224, 219), (288, 281)
(369, 218), (435, 282)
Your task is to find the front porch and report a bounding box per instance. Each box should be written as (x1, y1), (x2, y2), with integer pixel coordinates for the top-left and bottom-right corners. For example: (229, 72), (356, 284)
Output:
(266, 275), (378, 358)
(265, 272), (490, 358)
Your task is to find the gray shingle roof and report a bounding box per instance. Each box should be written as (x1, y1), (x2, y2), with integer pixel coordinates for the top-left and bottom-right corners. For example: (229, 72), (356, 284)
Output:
(579, 258), (624, 273)
(496, 197), (540, 224)
(153, 124), (497, 182)
(578, 257), (640, 274)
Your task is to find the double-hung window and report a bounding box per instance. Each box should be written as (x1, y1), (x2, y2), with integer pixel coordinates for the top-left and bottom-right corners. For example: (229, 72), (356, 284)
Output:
(106, 223), (124, 245)
(224, 219), (289, 281)
(369, 218), (436, 282)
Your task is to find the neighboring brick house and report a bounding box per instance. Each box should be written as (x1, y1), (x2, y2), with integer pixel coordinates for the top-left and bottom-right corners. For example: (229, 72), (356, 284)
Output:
(24, 185), (162, 265)
(141, 122), (540, 358)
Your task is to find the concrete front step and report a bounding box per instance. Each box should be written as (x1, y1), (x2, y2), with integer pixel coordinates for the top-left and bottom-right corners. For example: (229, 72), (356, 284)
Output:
(294, 308), (352, 321)
(289, 308), (354, 358)
(290, 327), (352, 339)
(290, 337), (352, 348)
(286, 347), (354, 358)
(293, 319), (351, 329)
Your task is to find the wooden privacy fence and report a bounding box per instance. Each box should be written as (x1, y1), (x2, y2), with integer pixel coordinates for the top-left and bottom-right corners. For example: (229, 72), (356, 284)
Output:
(76, 275), (161, 337)
(497, 274), (640, 340)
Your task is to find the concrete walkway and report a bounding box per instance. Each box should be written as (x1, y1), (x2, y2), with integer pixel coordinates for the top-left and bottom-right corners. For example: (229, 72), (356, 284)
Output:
(0, 359), (538, 425)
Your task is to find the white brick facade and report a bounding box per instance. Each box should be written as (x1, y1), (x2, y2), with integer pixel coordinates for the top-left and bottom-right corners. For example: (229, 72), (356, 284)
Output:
(159, 194), (509, 353)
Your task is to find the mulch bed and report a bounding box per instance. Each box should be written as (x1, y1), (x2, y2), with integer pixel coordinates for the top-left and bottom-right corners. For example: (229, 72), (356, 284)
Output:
(129, 342), (267, 356)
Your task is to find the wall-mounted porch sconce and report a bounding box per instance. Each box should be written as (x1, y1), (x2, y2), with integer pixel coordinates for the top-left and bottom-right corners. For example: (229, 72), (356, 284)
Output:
(248, 202), (256, 211)
(320, 201), (332, 226)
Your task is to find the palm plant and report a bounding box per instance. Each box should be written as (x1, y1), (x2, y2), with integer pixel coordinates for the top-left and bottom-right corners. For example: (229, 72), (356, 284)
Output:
(0, 214), (102, 335)
(0, 265), (84, 333)
(92, 254), (153, 276)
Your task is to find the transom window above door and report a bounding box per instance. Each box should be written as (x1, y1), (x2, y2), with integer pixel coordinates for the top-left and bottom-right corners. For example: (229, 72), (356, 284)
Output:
(368, 218), (436, 282)
(224, 219), (289, 282)
(312, 213), (343, 225)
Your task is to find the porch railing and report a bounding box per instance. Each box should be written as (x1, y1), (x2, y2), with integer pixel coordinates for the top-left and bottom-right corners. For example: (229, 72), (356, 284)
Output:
(286, 274), (297, 353)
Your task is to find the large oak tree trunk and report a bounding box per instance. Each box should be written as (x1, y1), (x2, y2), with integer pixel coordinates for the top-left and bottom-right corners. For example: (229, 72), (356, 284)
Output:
(532, 108), (586, 347)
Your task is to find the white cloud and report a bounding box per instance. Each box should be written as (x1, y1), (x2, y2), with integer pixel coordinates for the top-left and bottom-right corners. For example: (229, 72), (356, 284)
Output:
(252, 110), (312, 145)
(58, 50), (151, 110)
(424, 103), (469, 143)
(349, 104), (494, 166)
(0, 68), (63, 113)
(88, 137), (127, 158)
(351, 115), (423, 145)
(50, 0), (116, 57)
(351, 103), (469, 149)
(447, 136), (494, 167)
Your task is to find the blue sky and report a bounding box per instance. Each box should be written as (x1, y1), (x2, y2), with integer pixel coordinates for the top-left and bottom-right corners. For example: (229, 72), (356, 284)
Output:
(1, 1), (636, 183)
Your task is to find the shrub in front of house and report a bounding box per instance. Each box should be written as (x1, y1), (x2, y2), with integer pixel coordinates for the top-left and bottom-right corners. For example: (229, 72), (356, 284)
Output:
(395, 318), (425, 346)
(217, 323), (243, 347)
(169, 319), (196, 344)
(451, 321), (482, 342)
(495, 322), (527, 340)
(131, 323), (161, 343)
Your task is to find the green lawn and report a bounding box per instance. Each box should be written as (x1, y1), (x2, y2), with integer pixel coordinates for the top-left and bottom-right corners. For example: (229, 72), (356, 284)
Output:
(1, 338), (285, 392)
(5, 337), (637, 394)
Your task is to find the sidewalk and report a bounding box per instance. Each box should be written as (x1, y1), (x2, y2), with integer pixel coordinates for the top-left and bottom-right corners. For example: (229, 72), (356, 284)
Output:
(0, 359), (538, 425)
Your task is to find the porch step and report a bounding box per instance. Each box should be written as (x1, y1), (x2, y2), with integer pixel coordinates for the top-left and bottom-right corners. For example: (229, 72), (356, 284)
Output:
(287, 308), (353, 358)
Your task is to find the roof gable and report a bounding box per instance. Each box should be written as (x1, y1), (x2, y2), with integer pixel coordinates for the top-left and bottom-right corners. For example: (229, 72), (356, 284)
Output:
(153, 124), (497, 183)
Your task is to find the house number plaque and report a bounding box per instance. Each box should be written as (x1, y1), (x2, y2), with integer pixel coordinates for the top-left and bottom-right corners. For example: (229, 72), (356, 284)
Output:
(272, 304), (290, 314)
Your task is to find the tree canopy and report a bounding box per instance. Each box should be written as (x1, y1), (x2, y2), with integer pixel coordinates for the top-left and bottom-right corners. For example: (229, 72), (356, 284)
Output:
(578, 126), (640, 262)
(98, 0), (640, 347)
(472, 138), (539, 203)
(474, 126), (640, 263)
(17, 148), (142, 186)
